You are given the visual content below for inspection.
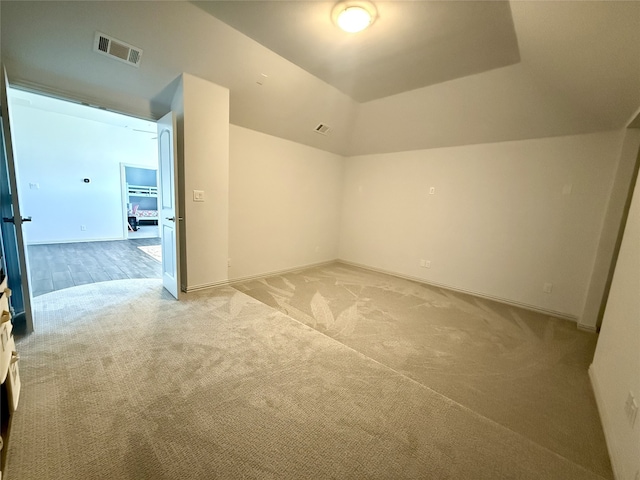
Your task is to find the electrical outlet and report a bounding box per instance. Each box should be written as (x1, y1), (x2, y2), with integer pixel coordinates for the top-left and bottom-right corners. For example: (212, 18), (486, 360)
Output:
(256, 73), (268, 86)
(429, 187), (435, 195)
(80, 225), (87, 231)
(425, 261), (431, 268)
(625, 392), (638, 427)
(543, 283), (553, 294)
(419, 259), (426, 267)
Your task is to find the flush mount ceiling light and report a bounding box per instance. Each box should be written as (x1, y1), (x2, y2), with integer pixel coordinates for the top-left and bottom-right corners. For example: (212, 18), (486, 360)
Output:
(332, 1), (377, 33)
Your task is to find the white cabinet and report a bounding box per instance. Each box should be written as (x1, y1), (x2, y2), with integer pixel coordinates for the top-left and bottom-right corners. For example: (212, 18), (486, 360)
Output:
(0, 273), (20, 479)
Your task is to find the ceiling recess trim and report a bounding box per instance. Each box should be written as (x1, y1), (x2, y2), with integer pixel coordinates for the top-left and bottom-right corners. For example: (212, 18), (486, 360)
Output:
(93, 32), (143, 68)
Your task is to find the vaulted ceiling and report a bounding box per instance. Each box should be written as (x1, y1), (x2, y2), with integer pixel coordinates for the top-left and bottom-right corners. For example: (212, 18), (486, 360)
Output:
(1, 1), (639, 156)
(197, 1), (521, 102)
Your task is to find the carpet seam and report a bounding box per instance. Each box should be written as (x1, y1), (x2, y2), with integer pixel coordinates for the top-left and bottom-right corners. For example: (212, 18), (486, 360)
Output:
(230, 285), (611, 480)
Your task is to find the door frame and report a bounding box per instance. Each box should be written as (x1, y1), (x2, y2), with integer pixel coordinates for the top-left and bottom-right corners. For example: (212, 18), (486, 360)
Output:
(120, 162), (160, 239)
(1, 66), (34, 333)
(3, 78), (182, 324)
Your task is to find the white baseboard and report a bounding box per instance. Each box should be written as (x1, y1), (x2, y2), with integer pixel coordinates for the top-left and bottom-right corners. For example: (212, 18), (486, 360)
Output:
(337, 259), (579, 322)
(589, 365), (621, 480)
(228, 260), (337, 285)
(184, 260), (337, 293)
(186, 258), (579, 322)
(27, 236), (125, 245)
(183, 279), (230, 293)
(577, 323), (598, 332)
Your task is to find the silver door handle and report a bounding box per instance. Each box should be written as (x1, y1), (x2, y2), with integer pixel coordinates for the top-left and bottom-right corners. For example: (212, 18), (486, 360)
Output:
(3, 216), (32, 224)
(165, 217), (175, 222)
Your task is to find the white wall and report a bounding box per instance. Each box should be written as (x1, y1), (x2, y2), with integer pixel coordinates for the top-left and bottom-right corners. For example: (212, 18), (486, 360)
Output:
(339, 131), (624, 318)
(229, 125), (343, 280)
(590, 143), (640, 480)
(179, 73), (230, 290)
(582, 128), (640, 330)
(10, 100), (158, 244)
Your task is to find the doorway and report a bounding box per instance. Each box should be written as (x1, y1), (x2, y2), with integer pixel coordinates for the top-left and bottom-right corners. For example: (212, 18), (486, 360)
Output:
(122, 164), (160, 240)
(7, 88), (163, 297)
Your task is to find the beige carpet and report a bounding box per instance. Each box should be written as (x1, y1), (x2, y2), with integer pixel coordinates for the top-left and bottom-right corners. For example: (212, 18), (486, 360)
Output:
(234, 263), (612, 479)
(5, 275), (609, 479)
(137, 244), (162, 263)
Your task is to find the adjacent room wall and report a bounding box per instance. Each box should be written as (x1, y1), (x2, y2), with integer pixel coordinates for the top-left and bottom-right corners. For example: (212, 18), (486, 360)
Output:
(10, 101), (158, 244)
(339, 131), (624, 318)
(179, 73), (230, 290)
(590, 149), (640, 480)
(581, 128), (640, 330)
(229, 125), (343, 281)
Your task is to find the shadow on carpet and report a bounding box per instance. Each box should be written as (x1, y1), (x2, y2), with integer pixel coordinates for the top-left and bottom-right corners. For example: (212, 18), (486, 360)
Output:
(6, 278), (609, 480)
(234, 262), (611, 479)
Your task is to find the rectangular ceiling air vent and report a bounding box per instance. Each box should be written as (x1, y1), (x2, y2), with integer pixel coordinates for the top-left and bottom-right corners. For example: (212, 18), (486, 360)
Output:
(314, 123), (332, 136)
(93, 32), (143, 68)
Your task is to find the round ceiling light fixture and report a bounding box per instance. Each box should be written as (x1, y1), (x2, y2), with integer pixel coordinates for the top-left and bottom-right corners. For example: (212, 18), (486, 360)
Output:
(332, 1), (377, 33)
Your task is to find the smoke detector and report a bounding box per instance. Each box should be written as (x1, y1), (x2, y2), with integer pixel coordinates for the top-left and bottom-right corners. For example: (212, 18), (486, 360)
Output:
(93, 32), (143, 67)
(314, 123), (332, 136)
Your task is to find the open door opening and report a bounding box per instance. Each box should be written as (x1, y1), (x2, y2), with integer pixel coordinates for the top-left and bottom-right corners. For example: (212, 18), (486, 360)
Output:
(2, 80), (181, 331)
(6, 87), (164, 305)
(122, 163), (160, 240)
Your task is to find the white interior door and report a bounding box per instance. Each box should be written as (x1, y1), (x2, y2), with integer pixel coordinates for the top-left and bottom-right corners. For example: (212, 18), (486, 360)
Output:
(0, 66), (34, 332)
(158, 111), (180, 298)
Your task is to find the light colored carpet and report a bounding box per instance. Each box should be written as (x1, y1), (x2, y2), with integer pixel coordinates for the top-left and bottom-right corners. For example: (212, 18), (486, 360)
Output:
(137, 244), (162, 263)
(6, 277), (607, 479)
(234, 263), (612, 479)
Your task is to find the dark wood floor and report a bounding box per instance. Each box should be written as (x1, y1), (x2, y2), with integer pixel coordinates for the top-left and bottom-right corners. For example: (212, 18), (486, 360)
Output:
(27, 238), (162, 296)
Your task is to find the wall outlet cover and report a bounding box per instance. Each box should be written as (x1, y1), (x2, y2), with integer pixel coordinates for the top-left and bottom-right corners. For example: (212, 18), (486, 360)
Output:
(625, 392), (638, 426)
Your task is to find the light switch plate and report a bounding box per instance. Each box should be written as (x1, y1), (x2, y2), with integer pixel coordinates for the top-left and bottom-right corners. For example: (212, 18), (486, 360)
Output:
(193, 190), (205, 202)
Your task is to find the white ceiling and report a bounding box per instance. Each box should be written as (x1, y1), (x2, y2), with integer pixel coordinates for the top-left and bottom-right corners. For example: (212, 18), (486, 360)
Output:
(195, 1), (521, 102)
(8, 88), (157, 134)
(1, 1), (639, 156)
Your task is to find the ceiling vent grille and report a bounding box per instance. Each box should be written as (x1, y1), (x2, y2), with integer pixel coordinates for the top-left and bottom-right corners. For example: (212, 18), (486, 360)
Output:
(93, 32), (143, 68)
(314, 123), (332, 136)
